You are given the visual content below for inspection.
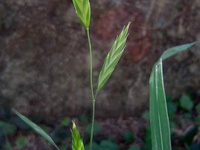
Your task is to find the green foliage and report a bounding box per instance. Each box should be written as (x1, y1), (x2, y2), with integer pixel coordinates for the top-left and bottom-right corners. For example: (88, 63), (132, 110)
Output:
(61, 144), (68, 150)
(61, 117), (71, 127)
(149, 42), (195, 150)
(183, 113), (192, 119)
(99, 140), (120, 150)
(16, 135), (27, 148)
(0, 121), (16, 135)
(195, 103), (200, 113)
(86, 121), (100, 136)
(167, 101), (178, 120)
(123, 131), (134, 143)
(79, 114), (88, 123)
(142, 111), (150, 120)
(85, 140), (120, 150)
(72, 122), (85, 150)
(128, 145), (140, 150)
(12, 109), (60, 150)
(85, 142), (101, 150)
(144, 124), (152, 150)
(180, 95), (194, 111)
(72, 0), (91, 29)
(96, 22), (130, 94)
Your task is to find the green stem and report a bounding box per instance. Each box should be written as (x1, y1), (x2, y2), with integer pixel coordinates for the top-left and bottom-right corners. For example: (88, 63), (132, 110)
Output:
(86, 28), (95, 150)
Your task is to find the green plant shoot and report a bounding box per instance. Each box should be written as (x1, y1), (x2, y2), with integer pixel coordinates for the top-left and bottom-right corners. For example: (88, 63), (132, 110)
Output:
(72, 122), (85, 150)
(96, 22), (130, 95)
(72, 0), (91, 29)
(72, 0), (130, 150)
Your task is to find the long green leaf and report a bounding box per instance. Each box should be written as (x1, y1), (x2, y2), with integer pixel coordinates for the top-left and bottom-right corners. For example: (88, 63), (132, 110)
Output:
(150, 60), (171, 150)
(12, 109), (60, 150)
(96, 22), (130, 94)
(161, 42), (196, 60)
(72, 122), (85, 150)
(149, 42), (195, 150)
(72, 0), (91, 29)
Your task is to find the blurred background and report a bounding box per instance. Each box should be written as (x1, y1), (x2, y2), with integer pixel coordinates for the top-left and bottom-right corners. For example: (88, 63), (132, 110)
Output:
(0, 0), (199, 149)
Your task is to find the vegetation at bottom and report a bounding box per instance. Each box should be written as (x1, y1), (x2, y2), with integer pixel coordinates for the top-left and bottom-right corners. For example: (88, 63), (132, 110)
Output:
(0, 91), (200, 150)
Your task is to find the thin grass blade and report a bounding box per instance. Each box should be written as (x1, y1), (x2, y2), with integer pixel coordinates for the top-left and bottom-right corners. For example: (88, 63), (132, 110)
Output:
(12, 109), (60, 150)
(161, 42), (196, 60)
(96, 22), (130, 94)
(149, 42), (195, 150)
(72, 122), (85, 150)
(72, 0), (91, 29)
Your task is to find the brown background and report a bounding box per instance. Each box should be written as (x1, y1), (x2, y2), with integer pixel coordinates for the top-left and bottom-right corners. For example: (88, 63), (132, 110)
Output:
(0, 0), (199, 120)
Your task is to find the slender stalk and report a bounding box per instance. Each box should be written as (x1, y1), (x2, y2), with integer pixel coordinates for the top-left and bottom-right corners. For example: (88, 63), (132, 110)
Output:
(86, 28), (95, 150)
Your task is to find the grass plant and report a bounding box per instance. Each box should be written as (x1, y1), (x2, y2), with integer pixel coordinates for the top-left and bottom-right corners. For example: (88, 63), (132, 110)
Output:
(12, 0), (196, 150)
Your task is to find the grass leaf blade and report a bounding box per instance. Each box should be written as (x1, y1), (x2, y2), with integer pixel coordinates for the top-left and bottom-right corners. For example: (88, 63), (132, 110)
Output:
(161, 42), (196, 60)
(72, 122), (85, 150)
(72, 0), (91, 29)
(149, 60), (171, 150)
(12, 109), (60, 150)
(96, 22), (130, 94)
(149, 42), (196, 150)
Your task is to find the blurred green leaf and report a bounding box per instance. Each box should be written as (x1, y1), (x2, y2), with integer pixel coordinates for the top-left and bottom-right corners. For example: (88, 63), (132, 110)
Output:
(144, 125), (151, 150)
(40, 124), (51, 133)
(72, 122), (85, 150)
(123, 131), (134, 143)
(100, 140), (120, 150)
(61, 144), (68, 150)
(0, 121), (16, 135)
(183, 113), (192, 119)
(13, 109), (60, 150)
(142, 111), (150, 120)
(79, 114), (88, 123)
(85, 142), (101, 150)
(180, 95), (194, 111)
(194, 117), (200, 124)
(61, 117), (71, 127)
(86, 121), (100, 136)
(170, 121), (177, 129)
(72, 0), (91, 29)
(195, 103), (200, 113)
(128, 145), (140, 150)
(167, 101), (177, 120)
(166, 95), (173, 102)
(16, 135), (27, 148)
(96, 23), (130, 94)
